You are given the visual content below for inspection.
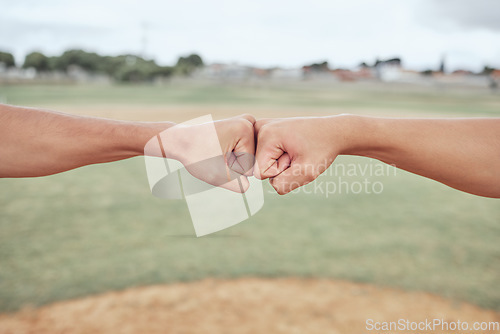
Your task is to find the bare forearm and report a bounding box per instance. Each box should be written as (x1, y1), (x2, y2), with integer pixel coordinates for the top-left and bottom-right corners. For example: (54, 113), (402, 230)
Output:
(339, 115), (500, 198)
(0, 104), (173, 177)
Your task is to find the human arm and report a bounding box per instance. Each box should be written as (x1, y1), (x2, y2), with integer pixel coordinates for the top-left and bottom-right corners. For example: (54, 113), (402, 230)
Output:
(0, 103), (169, 177)
(0, 104), (255, 192)
(254, 115), (500, 198)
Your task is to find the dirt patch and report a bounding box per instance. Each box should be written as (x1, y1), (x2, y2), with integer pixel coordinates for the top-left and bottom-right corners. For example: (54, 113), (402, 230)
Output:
(0, 278), (498, 334)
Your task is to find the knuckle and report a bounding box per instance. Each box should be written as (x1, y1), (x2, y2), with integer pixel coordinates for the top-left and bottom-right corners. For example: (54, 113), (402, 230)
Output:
(240, 113), (256, 124)
(235, 119), (254, 136)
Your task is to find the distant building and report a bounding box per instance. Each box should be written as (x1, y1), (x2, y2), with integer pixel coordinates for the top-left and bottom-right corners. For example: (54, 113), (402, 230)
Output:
(302, 61), (335, 81)
(0, 65), (36, 84)
(375, 58), (402, 82)
(269, 68), (302, 80)
(198, 63), (253, 80)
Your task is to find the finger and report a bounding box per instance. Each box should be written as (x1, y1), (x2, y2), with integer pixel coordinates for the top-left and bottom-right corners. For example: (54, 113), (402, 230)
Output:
(235, 114), (256, 125)
(254, 125), (286, 180)
(254, 118), (274, 133)
(232, 122), (255, 176)
(227, 151), (255, 176)
(254, 144), (286, 180)
(260, 152), (291, 181)
(270, 162), (314, 195)
(237, 152), (255, 176)
(276, 153), (291, 174)
(254, 158), (279, 180)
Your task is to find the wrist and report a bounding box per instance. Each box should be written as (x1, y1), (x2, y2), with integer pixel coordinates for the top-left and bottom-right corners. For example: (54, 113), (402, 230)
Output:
(126, 121), (176, 157)
(158, 124), (189, 161)
(331, 114), (388, 159)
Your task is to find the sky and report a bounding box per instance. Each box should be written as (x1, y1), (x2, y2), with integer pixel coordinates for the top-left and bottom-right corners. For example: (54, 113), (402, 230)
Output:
(1, 0), (499, 72)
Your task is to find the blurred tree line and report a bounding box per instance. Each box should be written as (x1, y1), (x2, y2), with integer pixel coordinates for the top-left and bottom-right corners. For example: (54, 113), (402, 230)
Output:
(0, 51), (16, 68)
(0, 49), (204, 82)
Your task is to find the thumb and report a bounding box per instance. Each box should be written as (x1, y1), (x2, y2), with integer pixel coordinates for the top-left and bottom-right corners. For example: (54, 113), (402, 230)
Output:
(254, 125), (290, 180)
(231, 119), (255, 177)
(254, 144), (285, 180)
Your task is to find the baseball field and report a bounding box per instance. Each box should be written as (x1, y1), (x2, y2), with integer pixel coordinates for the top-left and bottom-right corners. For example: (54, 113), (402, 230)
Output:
(0, 81), (499, 333)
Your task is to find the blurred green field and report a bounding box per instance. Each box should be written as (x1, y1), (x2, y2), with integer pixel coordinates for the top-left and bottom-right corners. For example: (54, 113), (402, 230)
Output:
(0, 82), (499, 313)
(1, 81), (500, 116)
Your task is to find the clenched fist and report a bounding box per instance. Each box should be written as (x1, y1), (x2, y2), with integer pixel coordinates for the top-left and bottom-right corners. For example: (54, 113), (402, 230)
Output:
(163, 114), (256, 193)
(254, 116), (349, 195)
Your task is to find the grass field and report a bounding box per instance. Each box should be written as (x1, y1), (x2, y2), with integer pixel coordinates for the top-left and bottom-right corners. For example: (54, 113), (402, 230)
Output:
(0, 81), (499, 314)
(1, 80), (500, 116)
